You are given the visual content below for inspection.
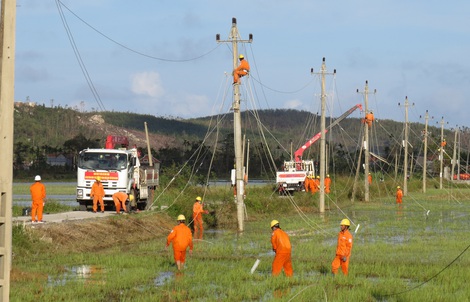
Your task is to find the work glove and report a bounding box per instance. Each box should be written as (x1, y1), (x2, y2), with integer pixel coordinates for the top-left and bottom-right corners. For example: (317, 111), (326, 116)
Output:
(341, 256), (347, 262)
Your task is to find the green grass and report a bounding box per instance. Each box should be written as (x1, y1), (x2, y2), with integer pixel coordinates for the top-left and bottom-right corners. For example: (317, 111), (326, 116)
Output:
(13, 182), (76, 195)
(10, 181), (470, 301)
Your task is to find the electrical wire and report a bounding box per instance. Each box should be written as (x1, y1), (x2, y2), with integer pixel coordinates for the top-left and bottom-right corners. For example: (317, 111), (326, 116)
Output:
(55, 0), (106, 111)
(57, 0), (221, 62)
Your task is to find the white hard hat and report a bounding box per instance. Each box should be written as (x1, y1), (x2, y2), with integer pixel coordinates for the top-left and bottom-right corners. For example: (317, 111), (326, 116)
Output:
(34, 175), (41, 181)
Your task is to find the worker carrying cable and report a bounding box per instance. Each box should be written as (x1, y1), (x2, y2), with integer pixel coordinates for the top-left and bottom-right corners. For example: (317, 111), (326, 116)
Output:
(270, 220), (293, 277)
(332, 218), (353, 276)
(30, 175), (47, 224)
(192, 196), (209, 240)
(233, 54), (250, 84)
(396, 186), (403, 204)
(90, 176), (105, 213)
(166, 215), (193, 271)
(112, 192), (133, 214)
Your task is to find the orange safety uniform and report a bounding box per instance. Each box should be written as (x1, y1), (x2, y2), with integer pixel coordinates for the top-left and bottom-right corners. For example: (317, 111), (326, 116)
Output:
(365, 112), (374, 128)
(90, 180), (105, 212)
(193, 201), (207, 240)
(396, 188), (403, 204)
(332, 228), (353, 275)
(30, 181), (46, 222)
(325, 176), (331, 194)
(304, 176), (310, 192)
(368, 174), (372, 184)
(313, 177), (320, 193)
(167, 223), (193, 264)
(441, 140), (447, 148)
(233, 59), (250, 84)
(271, 228), (293, 277)
(112, 192), (128, 213)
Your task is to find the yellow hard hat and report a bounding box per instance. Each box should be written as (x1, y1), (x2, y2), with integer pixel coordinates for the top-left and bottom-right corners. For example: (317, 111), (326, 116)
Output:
(316, 176), (320, 179)
(397, 186), (401, 189)
(326, 174), (330, 177)
(129, 194), (134, 201)
(196, 196), (202, 201)
(177, 214), (186, 221)
(96, 176), (101, 181)
(239, 54), (244, 59)
(340, 219), (350, 226)
(270, 220), (279, 228)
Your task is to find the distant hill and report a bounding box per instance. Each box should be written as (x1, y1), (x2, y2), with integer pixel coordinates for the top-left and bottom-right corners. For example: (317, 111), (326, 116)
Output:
(13, 102), (467, 179)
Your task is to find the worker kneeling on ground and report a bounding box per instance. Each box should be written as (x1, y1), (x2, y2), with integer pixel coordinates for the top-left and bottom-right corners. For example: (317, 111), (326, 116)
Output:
(166, 215), (193, 271)
(270, 220), (293, 277)
(112, 192), (132, 214)
(331, 218), (353, 276)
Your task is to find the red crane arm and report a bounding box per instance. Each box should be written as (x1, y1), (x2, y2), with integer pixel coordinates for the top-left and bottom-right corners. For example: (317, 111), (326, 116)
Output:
(294, 103), (363, 162)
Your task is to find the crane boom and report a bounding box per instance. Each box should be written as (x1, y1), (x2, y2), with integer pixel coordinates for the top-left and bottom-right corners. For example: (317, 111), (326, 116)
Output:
(294, 103), (362, 162)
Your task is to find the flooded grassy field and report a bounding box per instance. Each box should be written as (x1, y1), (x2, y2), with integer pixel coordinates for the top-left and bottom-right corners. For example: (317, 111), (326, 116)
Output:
(10, 185), (470, 301)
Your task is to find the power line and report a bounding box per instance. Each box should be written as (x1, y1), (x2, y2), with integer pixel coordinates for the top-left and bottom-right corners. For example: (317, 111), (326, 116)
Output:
(57, 0), (221, 63)
(55, 0), (106, 111)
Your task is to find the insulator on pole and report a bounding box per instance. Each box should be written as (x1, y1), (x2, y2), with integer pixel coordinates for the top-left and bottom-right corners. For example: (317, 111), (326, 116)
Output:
(249, 33), (253, 41)
(232, 17), (237, 24)
(216, 34), (220, 41)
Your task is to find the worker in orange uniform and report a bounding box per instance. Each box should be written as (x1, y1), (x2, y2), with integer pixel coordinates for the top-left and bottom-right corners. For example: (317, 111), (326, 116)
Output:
(365, 111), (374, 128)
(112, 192), (133, 214)
(192, 196), (209, 240)
(332, 218), (353, 276)
(396, 186), (403, 204)
(367, 173), (372, 185)
(325, 174), (332, 194)
(90, 176), (105, 213)
(314, 176), (321, 192)
(304, 174), (311, 192)
(270, 220), (293, 277)
(166, 215), (193, 271)
(30, 175), (47, 224)
(233, 54), (250, 84)
(441, 139), (446, 149)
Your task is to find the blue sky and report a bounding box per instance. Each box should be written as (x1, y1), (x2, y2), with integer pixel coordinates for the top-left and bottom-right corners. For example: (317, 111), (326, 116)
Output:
(15, 0), (470, 129)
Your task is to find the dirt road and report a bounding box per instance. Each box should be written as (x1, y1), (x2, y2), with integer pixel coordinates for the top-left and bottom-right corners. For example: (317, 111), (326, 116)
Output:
(13, 211), (115, 225)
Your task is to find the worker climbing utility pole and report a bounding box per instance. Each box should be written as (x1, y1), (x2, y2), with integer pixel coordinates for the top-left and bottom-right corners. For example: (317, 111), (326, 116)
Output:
(0, 0), (16, 299)
(357, 81), (375, 202)
(311, 58), (335, 213)
(439, 117), (445, 189)
(216, 18), (252, 232)
(422, 110), (429, 193)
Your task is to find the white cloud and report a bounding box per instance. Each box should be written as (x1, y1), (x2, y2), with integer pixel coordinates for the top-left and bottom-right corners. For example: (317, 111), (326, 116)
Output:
(130, 72), (165, 98)
(283, 99), (303, 110)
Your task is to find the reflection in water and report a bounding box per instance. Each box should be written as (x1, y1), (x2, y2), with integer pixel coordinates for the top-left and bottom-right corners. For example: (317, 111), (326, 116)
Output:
(47, 265), (104, 287)
(154, 271), (174, 287)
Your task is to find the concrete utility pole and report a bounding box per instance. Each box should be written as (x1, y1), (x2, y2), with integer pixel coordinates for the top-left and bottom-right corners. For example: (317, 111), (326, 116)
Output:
(311, 58), (335, 213)
(216, 18), (252, 232)
(400, 97), (411, 196)
(0, 0), (16, 300)
(357, 81), (375, 202)
(439, 117), (445, 189)
(451, 127), (459, 181)
(422, 110), (429, 193)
